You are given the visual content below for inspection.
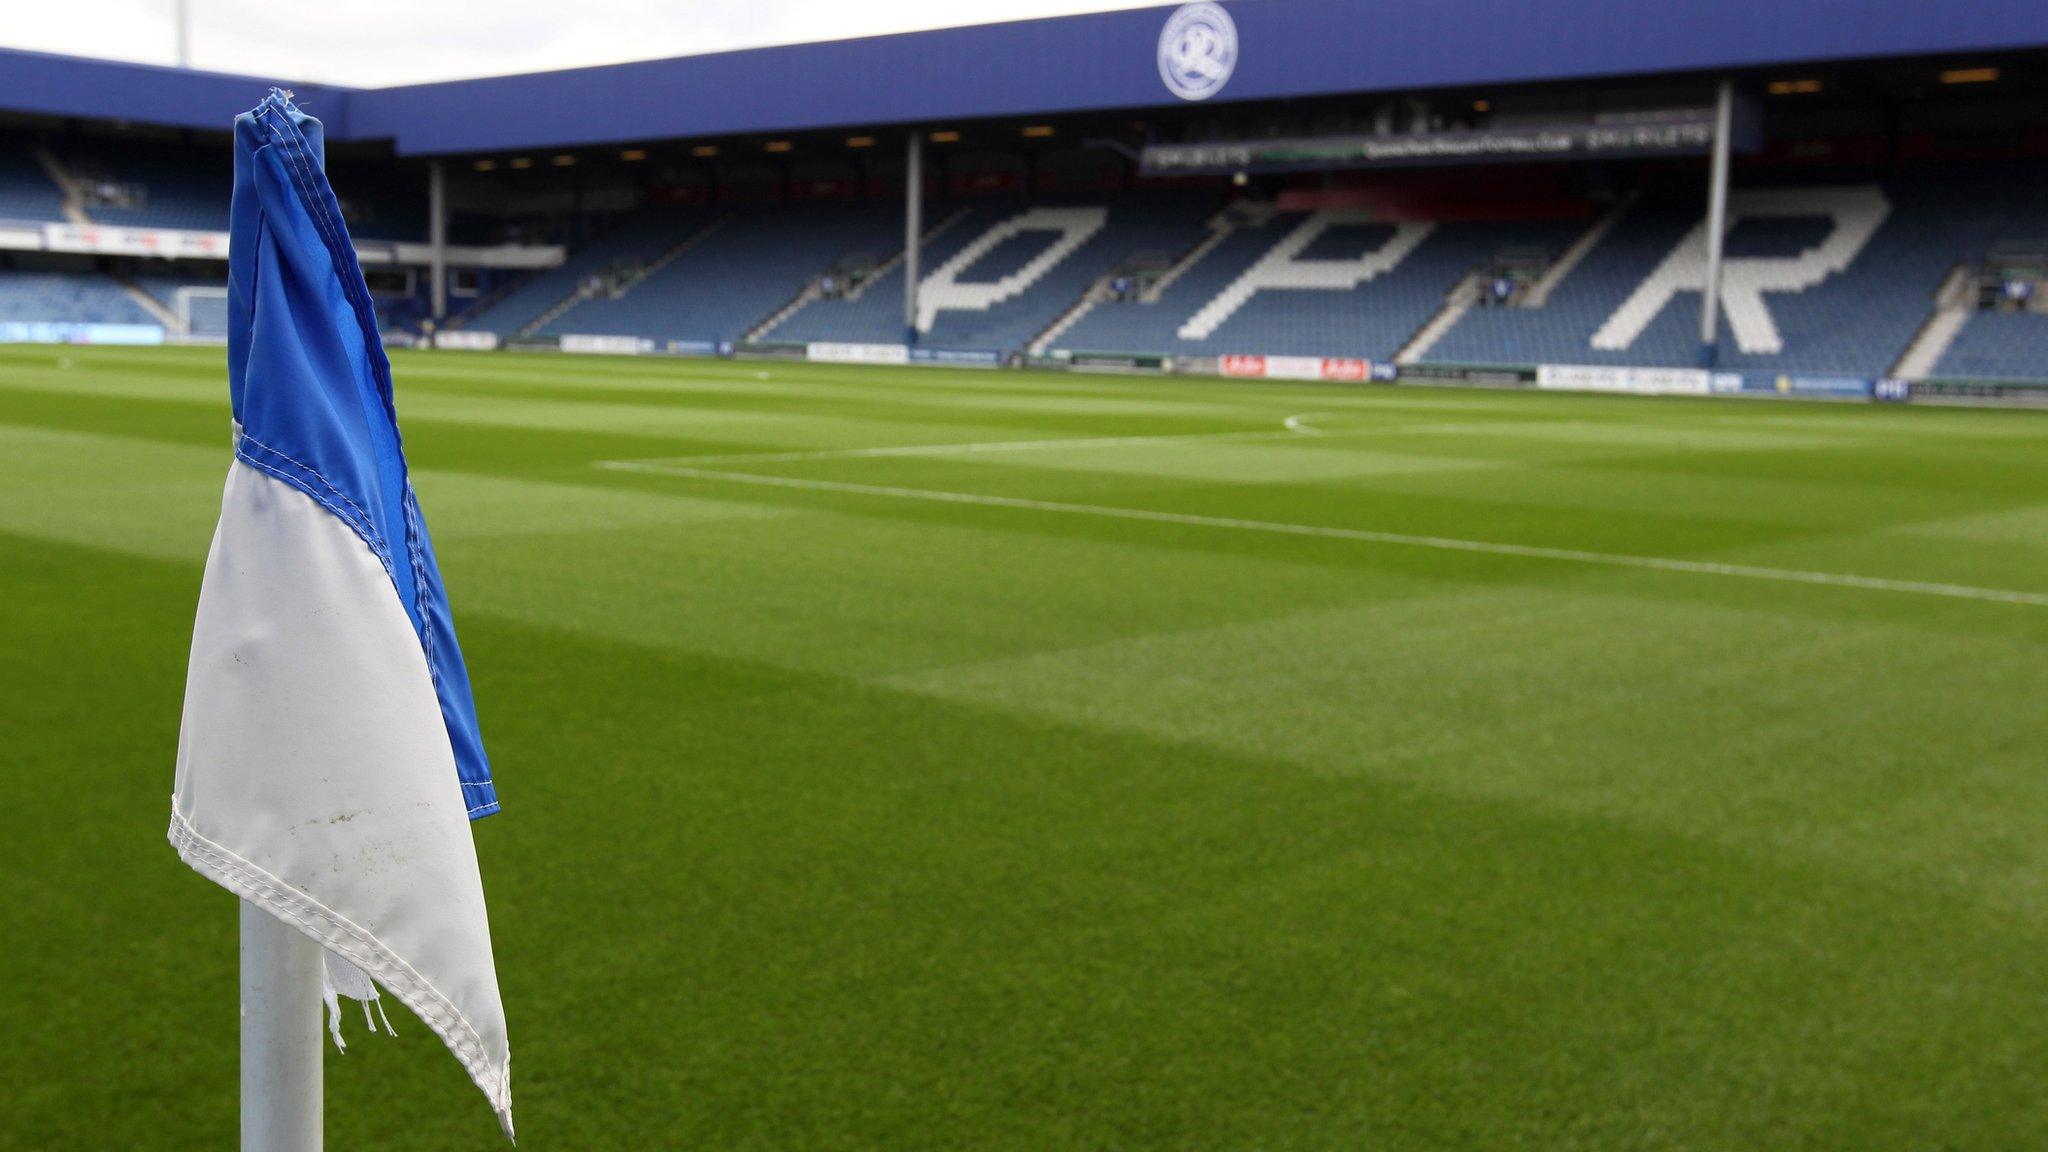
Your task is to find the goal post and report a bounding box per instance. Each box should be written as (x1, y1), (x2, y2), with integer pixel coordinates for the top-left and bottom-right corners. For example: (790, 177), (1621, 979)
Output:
(173, 285), (231, 342)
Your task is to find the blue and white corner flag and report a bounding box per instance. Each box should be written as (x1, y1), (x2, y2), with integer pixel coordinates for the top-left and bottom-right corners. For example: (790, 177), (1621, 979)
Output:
(168, 90), (512, 1137)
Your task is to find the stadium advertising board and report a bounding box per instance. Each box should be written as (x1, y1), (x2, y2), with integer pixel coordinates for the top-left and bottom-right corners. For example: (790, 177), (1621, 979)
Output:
(1060, 351), (1173, 372)
(734, 341), (808, 360)
(1399, 363), (1536, 385)
(1912, 378), (2048, 402)
(433, 330), (500, 351)
(807, 342), (911, 365)
(18, 222), (560, 269)
(1220, 354), (1374, 381)
(42, 222), (230, 260)
(559, 334), (654, 355)
(910, 348), (1005, 367)
(0, 321), (164, 345)
(1537, 364), (1739, 397)
(1747, 374), (1876, 399)
(358, 240), (564, 269)
(1319, 357), (1370, 382)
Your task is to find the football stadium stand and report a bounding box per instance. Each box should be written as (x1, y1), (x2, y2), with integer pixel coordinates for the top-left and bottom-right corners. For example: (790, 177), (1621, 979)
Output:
(1, 5), (2046, 396)
(459, 168), (2048, 384)
(7, 143), (2048, 389)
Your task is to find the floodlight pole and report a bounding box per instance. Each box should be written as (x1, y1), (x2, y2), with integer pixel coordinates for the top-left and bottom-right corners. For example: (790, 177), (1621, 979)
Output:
(1697, 79), (1734, 367)
(904, 131), (922, 345)
(241, 900), (323, 1152)
(429, 161), (449, 324)
(174, 0), (191, 68)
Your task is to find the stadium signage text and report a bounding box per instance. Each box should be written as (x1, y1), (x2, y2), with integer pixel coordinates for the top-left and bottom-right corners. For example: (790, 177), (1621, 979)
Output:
(559, 334), (654, 355)
(1143, 110), (1733, 174)
(1536, 364), (1741, 396)
(807, 342), (911, 365)
(433, 330), (500, 351)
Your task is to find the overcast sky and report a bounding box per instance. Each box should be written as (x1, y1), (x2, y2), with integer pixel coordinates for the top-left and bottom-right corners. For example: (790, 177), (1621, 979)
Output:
(2, 0), (1162, 87)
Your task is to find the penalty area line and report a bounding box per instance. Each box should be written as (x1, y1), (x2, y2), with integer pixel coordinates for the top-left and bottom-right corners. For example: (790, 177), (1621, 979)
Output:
(593, 461), (2048, 608)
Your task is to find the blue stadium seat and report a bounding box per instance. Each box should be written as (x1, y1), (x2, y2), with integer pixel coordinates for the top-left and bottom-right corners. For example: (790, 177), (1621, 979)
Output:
(1058, 212), (1580, 359)
(0, 151), (67, 222)
(1427, 169), (2048, 377)
(1935, 311), (2048, 381)
(47, 143), (421, 239)
(764, 204), (1006, 345)
(460, 209), (708, 336)
(768, 194), (1217, 351)
(68, 143), (233, 231)
(130, 273), (228, 336)
(537, 203), (901, 344)
(918, 195), (1216, 352)
(0, 270), (155, 325)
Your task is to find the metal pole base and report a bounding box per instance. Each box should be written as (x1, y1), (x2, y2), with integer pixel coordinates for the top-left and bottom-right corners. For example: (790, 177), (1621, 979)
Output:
(241, 901), (323, 1152)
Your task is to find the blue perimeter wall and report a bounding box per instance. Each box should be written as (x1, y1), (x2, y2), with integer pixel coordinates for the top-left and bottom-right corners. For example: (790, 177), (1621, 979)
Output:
(6, 0), (2048, 155)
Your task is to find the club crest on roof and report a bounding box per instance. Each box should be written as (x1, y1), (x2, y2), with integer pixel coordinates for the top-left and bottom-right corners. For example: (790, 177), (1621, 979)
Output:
(1158, 3), (1238, 102)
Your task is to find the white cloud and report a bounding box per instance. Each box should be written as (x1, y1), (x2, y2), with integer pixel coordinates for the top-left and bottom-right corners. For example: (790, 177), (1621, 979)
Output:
(0, 0), (1164, 86)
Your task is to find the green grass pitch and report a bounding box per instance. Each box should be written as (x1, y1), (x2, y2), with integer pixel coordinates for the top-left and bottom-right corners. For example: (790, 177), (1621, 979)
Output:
(3, 341), (2047, 1150)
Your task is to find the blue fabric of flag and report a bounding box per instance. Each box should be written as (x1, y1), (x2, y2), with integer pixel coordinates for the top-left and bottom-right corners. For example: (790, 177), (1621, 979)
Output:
(225, 89), (497, 818)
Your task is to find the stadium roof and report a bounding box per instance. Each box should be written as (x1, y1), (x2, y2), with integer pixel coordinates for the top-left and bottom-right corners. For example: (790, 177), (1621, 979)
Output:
(5, 0), (2047, 155)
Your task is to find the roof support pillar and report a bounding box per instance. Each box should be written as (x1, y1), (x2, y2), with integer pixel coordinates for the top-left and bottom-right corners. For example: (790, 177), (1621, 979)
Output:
(429, 159), (448, 323)
(1698, 79), (1734, 367)
(904, 131), (922, 345)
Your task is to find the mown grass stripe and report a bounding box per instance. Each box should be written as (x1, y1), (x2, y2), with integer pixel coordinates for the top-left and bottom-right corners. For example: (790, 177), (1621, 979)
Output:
(602, 458), (2048, 607)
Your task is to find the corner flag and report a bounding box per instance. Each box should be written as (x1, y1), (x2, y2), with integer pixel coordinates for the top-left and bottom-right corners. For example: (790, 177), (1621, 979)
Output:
(168, 90), (512, 1139)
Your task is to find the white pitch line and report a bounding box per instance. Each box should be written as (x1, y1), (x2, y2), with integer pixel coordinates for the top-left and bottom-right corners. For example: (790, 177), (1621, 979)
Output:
(596, 459), (2048, 608)
(631, 418), (1343, 466)
(621, 415), (1524, 467)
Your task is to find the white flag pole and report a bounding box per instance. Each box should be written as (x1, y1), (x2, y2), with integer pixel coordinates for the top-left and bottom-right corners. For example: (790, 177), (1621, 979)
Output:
(240, 900), (323, 1151)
